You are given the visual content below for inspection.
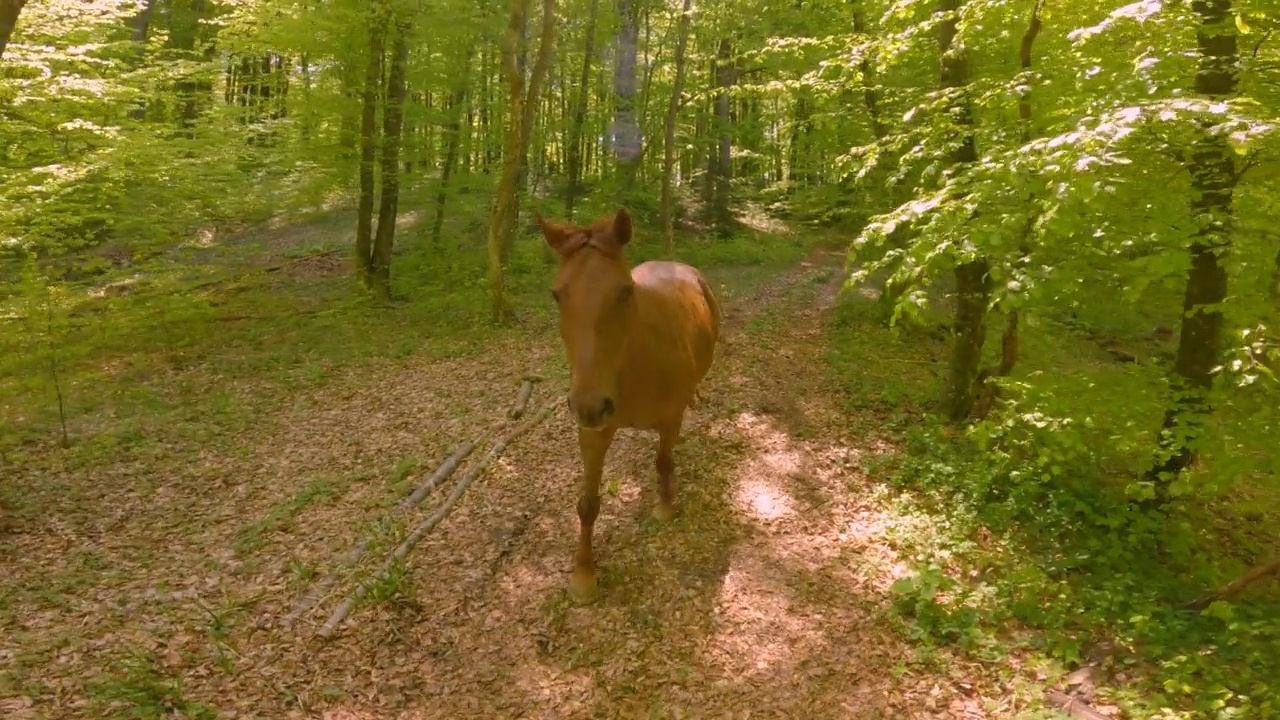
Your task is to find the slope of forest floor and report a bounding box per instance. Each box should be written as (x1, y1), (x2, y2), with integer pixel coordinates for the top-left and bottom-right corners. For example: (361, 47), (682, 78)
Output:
(2, 208), (1276, 720)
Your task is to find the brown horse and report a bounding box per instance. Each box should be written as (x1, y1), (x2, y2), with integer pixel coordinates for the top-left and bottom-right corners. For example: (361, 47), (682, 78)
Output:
(538, 207), (721, 602)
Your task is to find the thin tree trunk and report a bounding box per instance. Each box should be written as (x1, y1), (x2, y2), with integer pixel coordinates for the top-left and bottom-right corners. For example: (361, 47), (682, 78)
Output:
(711, 37), (734, 231)
(660, 0), (693, 255)
(355, 18), (385, 287)
(973, 0), (1043, 422)
(852, 1), (887, 140)
(432, 45), (478, 244)
(125, 0), (156, 120)
(1143, 0), (1238, 504)
(789, 93), (813, 186)
(565, 0), (601, 220)
(612, 0), (641, 196)
(938, 0), (991, 423)
(0, 0), (27, 60)
(487, 0), (555, 322)
(370, 20), (411, 302)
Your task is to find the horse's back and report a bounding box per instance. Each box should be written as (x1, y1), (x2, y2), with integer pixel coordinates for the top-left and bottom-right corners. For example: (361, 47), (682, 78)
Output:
(633, 259), (718, 325)
(632, 259), (720, 370)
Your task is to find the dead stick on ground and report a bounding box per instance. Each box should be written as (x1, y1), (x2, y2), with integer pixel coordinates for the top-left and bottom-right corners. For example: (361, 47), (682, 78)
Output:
(1185, 556), (1280, 611)
(1045, 691), (1111, 720)
(508, 380), (535, 419)
(283, 442), (476, 629)
(264, 248), (344, 273)
(316, 399), (559, 638)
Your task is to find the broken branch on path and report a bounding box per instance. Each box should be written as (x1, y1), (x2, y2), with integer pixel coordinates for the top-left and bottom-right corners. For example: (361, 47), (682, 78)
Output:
(315, 398), (560, 638)
(508, 375), (542, 419)
(283, 442), (476, 629)
(263, 248), (344, 273)
(1185, 556), (1280, 611)
(1045, 690), (1111, 720)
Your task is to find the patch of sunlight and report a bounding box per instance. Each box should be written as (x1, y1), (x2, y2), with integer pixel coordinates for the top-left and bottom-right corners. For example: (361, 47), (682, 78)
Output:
(395, 210), (422, 229)
(707, 554), (822, 680)
(729, 412), (802, 522)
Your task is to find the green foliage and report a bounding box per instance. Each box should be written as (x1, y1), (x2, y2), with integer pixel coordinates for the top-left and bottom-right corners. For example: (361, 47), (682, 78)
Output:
(826, 281), (1280, 718)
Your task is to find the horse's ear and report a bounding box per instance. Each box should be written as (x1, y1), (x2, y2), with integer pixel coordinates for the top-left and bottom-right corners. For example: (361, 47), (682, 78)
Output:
(613, 208), (632, 246)
(537, 212), (572, 255)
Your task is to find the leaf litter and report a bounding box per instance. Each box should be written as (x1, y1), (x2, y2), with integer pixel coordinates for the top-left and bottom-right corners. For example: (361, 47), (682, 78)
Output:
(2, 244), (1039, 719)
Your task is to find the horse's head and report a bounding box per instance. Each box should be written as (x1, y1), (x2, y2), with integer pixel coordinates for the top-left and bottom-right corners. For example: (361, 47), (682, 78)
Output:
(538, 208), (637, 430)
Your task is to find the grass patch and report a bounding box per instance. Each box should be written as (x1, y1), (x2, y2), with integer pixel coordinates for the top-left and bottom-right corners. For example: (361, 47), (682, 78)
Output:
(234, 474), (354, 557)
(90, 652), (218, 720)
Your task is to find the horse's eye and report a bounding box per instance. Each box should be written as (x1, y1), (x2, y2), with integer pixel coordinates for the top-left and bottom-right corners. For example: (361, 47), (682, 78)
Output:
(619, 285), (635, 303)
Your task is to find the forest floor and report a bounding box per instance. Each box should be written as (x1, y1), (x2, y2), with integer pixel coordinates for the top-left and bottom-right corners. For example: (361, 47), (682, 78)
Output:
(5, 211), (1088, 719)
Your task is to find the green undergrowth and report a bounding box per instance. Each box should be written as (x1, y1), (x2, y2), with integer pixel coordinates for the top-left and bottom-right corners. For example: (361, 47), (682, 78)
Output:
(0, 211), (814, 467)
(824, 294), (1280, 720)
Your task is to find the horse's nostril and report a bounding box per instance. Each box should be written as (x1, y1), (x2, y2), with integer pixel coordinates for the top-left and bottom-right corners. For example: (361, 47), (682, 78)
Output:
(600, 398), (615, 417)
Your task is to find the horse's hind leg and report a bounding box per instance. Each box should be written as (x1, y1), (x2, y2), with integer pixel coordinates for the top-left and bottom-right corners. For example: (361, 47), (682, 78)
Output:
(654, 415), (682, 522)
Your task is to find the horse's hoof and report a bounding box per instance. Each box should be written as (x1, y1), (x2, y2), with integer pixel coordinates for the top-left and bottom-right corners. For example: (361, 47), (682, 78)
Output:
(653, 502), (676, 522)
(568, 570), (598, 604)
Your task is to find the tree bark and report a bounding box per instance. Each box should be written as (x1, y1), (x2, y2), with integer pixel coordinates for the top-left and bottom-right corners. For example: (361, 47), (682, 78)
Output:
(852, 1), (887, 140)
(1143, 0), (1238, 503)
(565, 0), (601, 220)
(789, 92), (814, 186)
(0, 0), (27, 60)
(660, 0), (693, 256)
(612, 0), (641, 195)
(432, 45), (478, 245)
(487, 0), (555, 322)
(710, 37), (734, 231)
(973, 0), (1043, 421)
(355, 17), (385, 287)
(370, 21), (411, 302)
(938, 0), (991, 423)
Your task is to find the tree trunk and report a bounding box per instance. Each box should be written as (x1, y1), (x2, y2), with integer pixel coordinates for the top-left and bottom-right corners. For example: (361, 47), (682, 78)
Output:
(370, 21), (411, 302)
(432, 45), (478, 245)
(487, 0), (555, 322)
(852, 1), (887, 140)
(660, 0), (693, 255)
(711, 37), (734, 231)
(612, 0), (641, 196)
(938, 0), (991, 423)
(125, 0), (156, 120)
(0, 0), (27, 60)
(789, 92), (813, 186)
(565, 0), (601, 220)
(973, 0), (1043, 422)
(355, 17), (385, 287)
(1143, 0), (1238, 504)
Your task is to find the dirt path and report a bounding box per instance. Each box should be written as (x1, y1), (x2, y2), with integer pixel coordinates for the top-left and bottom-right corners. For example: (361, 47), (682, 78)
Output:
(259, 249), (999, 719)
(2, 249), (1010, 720)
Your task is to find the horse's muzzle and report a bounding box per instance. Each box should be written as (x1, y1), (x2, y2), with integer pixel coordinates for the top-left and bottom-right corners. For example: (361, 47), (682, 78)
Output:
(568, 395), (615, 430)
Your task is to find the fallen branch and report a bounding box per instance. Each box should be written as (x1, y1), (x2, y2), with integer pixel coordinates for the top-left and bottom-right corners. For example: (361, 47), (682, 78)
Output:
(508, 379), (536, 419)
(1185, 556), (1280, 611)
(263, 248), (344, 273)
(316, 398), (559, 638)
(283, 442), (476, 629)
(1045, 691), (1111, 720)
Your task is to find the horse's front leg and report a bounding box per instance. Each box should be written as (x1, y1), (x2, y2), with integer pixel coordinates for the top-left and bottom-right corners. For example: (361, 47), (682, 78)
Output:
(571, 425), (615, 603)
